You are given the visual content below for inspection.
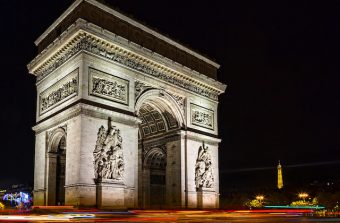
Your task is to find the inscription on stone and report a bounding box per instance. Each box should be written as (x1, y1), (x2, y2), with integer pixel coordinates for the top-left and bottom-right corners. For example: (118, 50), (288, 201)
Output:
(39, 69), (78, 115)
(89, 68), (129, 105)
(190, 103), (214, 130)
(195, 142), (214, 189)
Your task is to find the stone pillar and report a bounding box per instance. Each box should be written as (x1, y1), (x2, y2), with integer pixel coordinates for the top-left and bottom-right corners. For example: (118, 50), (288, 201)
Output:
(46, 153), (57, 205)
(182, 131), (220, 209)
(165, 139), (182, 208)
(33, 132), (47, 206)
(197, 188), (216, 209)
(33, 189), (46, 206)
(141, 168), (150, 208)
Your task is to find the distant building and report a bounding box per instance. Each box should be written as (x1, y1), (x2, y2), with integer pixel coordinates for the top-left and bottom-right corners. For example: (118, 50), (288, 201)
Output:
(277, 161), (283, 189)
(2, 184), (33, 207)
(5, 184), (32, 194)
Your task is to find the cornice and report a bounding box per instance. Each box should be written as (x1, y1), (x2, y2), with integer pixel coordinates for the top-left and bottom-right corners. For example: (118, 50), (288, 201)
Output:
(33, 102), (141, 134)
(34, 0), (220, 69)
(32, 104), (82, 134)
(28, 20), (226, 101)
(181, 130), (221, 145)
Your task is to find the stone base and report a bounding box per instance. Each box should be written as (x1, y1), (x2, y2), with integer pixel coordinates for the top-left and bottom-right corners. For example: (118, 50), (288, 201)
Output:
(33, 189), (46, 206)
(96, 179), (126, 209)
(65, 185), (96, 207)
(197, 188), (217, 209)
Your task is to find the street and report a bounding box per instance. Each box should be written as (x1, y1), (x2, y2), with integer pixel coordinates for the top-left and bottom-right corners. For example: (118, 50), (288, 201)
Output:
(0, 209), (340, 222)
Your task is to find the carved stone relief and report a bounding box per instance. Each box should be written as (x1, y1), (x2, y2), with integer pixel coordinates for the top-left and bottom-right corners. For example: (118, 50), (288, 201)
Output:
(89, 68), (129, 105)
(195, 142), (214, 189)
(35, 34), (219, 101)
(135, 81), (153, 101)
(167, 91), (185, 111)
(190, 103), (214, 130)
(93, 120), (124, 181)
(39, 69), (78, 115)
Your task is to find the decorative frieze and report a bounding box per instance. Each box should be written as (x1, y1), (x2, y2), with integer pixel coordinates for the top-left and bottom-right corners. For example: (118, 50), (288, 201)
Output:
(39, 69), (78, 115)
(190, 103), (214, 130)
(195, 142), (214, 189)
(89, 68), (129, 105)
(34, 33), (219, 101)
(93, 120), (124, 181)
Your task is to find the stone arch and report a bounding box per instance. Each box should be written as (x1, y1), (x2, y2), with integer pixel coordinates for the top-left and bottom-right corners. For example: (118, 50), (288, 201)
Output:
(136, 89), (183, 209)
(46, 127), (67, 205)
(135, 89), (185, 127)
(141, 146), (167, 209)
(143, 147), (167, 169)
(47, 127), (66, 153)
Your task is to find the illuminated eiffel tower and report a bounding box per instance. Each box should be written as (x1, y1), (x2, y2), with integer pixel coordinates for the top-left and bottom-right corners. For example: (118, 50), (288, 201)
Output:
(277, 160), (284, 189)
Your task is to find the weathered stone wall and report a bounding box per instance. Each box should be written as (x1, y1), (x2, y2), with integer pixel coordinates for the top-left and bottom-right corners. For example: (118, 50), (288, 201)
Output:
(33, 132), (46, 206)
(79, 114), (139, 207)
(184, 132), (220, 209)
(165, 139), (182, 208)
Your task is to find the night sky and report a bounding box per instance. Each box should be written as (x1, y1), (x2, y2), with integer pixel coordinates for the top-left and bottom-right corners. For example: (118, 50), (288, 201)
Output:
(1, 0), (340, 192)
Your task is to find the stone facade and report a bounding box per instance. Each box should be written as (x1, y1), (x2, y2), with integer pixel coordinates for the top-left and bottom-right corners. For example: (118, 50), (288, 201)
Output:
(29, 0), (226, 209)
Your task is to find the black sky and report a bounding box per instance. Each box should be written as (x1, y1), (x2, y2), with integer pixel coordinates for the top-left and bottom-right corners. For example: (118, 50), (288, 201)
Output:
(1, 0), (340, 190)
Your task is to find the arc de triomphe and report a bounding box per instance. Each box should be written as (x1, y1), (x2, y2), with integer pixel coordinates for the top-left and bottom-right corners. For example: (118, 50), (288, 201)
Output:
(28, 0), (226, 209)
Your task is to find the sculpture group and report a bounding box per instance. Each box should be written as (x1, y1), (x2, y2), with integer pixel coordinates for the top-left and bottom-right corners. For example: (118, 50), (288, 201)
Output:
(195, 142), (214, 189)
(93, 122), (124, 181)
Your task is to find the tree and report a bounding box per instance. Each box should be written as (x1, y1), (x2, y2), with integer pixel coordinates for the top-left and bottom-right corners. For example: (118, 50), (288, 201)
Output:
(291, 200), (308, 206)
(244, 199), (263, 209)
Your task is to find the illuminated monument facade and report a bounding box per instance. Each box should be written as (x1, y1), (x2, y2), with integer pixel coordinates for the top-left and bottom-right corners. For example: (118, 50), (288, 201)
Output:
(28, 0), (226, 209)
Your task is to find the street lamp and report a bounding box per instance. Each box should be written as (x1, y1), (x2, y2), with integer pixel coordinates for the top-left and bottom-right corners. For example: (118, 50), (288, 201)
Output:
(256, 195), (264, 205)
(298, 193), (308, 202)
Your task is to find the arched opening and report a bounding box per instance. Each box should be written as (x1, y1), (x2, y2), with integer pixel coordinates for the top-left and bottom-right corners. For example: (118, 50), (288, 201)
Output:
(145, 147), (167, 208)
(47, 128), (66, 205)
(136, 90), (183, 209)
(55, 136), (66, 205)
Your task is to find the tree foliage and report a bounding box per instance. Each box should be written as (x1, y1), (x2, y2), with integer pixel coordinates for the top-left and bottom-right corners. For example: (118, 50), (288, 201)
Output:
(244, 199), (263, 208)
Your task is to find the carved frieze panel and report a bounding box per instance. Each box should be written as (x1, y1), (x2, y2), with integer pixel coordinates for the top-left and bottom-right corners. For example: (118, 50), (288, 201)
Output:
(190, 103), (214, 130)
(89, 68), (129, 105)
(39, 69), (79, 115)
